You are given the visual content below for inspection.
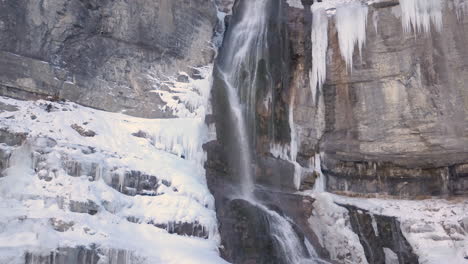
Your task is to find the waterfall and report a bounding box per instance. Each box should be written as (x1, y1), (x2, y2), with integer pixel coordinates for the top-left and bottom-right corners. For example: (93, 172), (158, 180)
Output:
(215, 0), (271, 197)
(217, 71), (255, 197)
(214, 0), (328, 263)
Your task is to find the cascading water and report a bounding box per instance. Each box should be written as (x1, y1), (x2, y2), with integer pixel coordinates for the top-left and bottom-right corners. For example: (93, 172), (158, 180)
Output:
(214, 0), (327, 263)
(214, 0), (271, 198)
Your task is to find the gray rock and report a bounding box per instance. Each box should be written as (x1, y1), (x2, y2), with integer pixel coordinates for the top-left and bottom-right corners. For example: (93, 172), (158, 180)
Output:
(0, 128), (27, 146)
(0, 101), (18, 112)
(71, 124), (96, 137)
(287, 0), (468, 197)
(49, 218), (75, 232)
(0, 0), (218, 118)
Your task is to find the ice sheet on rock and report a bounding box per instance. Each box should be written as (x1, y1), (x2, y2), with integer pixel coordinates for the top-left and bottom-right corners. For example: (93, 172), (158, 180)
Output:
(0, 97), (214, 204)
(400, 0), (444, 33)
(310, 7), (329, 100)
(148, 66), (213, 118)
(331, 194), (468, 264)
(0, 96), (224, 263)
(307, 193), (369, 264)
(335, 2), (368, 70)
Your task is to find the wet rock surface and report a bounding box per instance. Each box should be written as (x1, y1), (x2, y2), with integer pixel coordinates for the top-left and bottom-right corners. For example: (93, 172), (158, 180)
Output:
(215, 198), (311, 264)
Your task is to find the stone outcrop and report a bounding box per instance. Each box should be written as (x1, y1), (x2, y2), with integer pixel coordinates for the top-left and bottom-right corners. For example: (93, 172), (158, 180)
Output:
(0, 0), (217, 118)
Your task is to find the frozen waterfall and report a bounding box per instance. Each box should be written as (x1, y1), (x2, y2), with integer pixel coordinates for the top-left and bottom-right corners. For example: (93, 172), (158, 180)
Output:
(310, 6), (329, 100)
(400, 0), (444, 33)
(335, 2), (368, 71)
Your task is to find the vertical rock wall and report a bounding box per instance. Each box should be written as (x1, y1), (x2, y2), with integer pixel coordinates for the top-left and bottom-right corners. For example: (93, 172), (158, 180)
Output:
(0, 0), (217, 117)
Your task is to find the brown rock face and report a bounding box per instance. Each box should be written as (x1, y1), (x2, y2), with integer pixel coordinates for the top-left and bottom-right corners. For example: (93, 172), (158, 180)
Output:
(289, 1), (468, 197)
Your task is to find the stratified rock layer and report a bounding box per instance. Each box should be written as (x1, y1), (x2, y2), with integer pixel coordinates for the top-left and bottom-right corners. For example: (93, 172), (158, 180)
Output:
(288, 0), (468, 197)
(0, 0), (217, 118)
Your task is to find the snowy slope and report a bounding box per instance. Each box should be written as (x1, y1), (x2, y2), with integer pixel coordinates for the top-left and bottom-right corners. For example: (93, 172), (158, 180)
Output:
(0, 66), (227, 263)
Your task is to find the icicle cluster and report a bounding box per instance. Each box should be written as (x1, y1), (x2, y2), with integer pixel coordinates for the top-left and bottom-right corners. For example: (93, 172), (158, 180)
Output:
(453, 0), (468, 19)
(335, 2), (368, 70)
(400, 0), (444, 33)
(310, 7), (328, 100)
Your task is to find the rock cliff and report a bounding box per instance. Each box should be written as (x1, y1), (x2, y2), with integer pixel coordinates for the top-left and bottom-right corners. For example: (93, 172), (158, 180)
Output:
(0, 0), (217, 118)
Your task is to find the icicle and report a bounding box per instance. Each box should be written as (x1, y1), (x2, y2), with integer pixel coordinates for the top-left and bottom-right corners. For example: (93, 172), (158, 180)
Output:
(312, 153), (325, 193)
(335, 2), (368, 71)
(400, 0), (444, 33)
(453, 0), (468, 19)
(310, 7), (328, 100)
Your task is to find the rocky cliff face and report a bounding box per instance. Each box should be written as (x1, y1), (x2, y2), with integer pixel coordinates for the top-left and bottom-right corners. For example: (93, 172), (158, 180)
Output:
(0, 0), (224, 263)
(0, 0), (217, 118)
(287, 0), (468, 198)
(206, 0), (468, 263)
(1, 0), (467, 263)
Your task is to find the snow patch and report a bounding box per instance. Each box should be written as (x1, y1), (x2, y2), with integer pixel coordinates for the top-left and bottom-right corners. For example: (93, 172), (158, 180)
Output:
(0, 92), (225, 263)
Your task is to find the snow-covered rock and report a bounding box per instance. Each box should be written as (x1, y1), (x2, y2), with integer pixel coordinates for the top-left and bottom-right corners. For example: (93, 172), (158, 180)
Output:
(0, 90), (226, 263)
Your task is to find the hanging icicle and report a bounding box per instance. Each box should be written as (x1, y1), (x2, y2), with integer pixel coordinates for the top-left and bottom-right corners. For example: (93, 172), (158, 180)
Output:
(335, 2), (368, 71)
(400, 0), (444, 33)
(310, 7), (329, 100)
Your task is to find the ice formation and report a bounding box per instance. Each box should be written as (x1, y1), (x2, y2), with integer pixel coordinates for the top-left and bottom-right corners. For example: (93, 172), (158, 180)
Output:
(331, 194), (468, 264)
(0, 90), (224, 263)
(400, 0), (444, 33)
(307, 193), (369, 264)
(310, 7), (329, 100)
(335, 2), (368, 70)
(453, 0), (468, 19)
(286, 0), (304, 9)
(148, 66), (213, 119)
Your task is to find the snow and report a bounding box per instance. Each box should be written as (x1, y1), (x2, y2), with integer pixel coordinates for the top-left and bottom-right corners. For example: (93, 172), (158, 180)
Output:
(148, 66), (213, 119)
(312, 193), (468, 264)
(286, 0), (304, 9)
(310, 6), (329, 100)
(335, 2), (368, 70)
(383, 248), (399, 264)
(307, 192), (369, 264)
(400, 0), (444, 33)
(0, 73), (226, 263)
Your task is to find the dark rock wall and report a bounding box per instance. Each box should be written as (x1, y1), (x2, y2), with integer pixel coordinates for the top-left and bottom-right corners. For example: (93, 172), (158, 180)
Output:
(0, 0), (217, 117)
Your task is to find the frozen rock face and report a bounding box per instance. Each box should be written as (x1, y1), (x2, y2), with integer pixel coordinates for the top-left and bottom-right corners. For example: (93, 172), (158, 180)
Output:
(0, 96), (225, 264)
(287, 0), (468, 197)
(0, 0), (217, 118)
